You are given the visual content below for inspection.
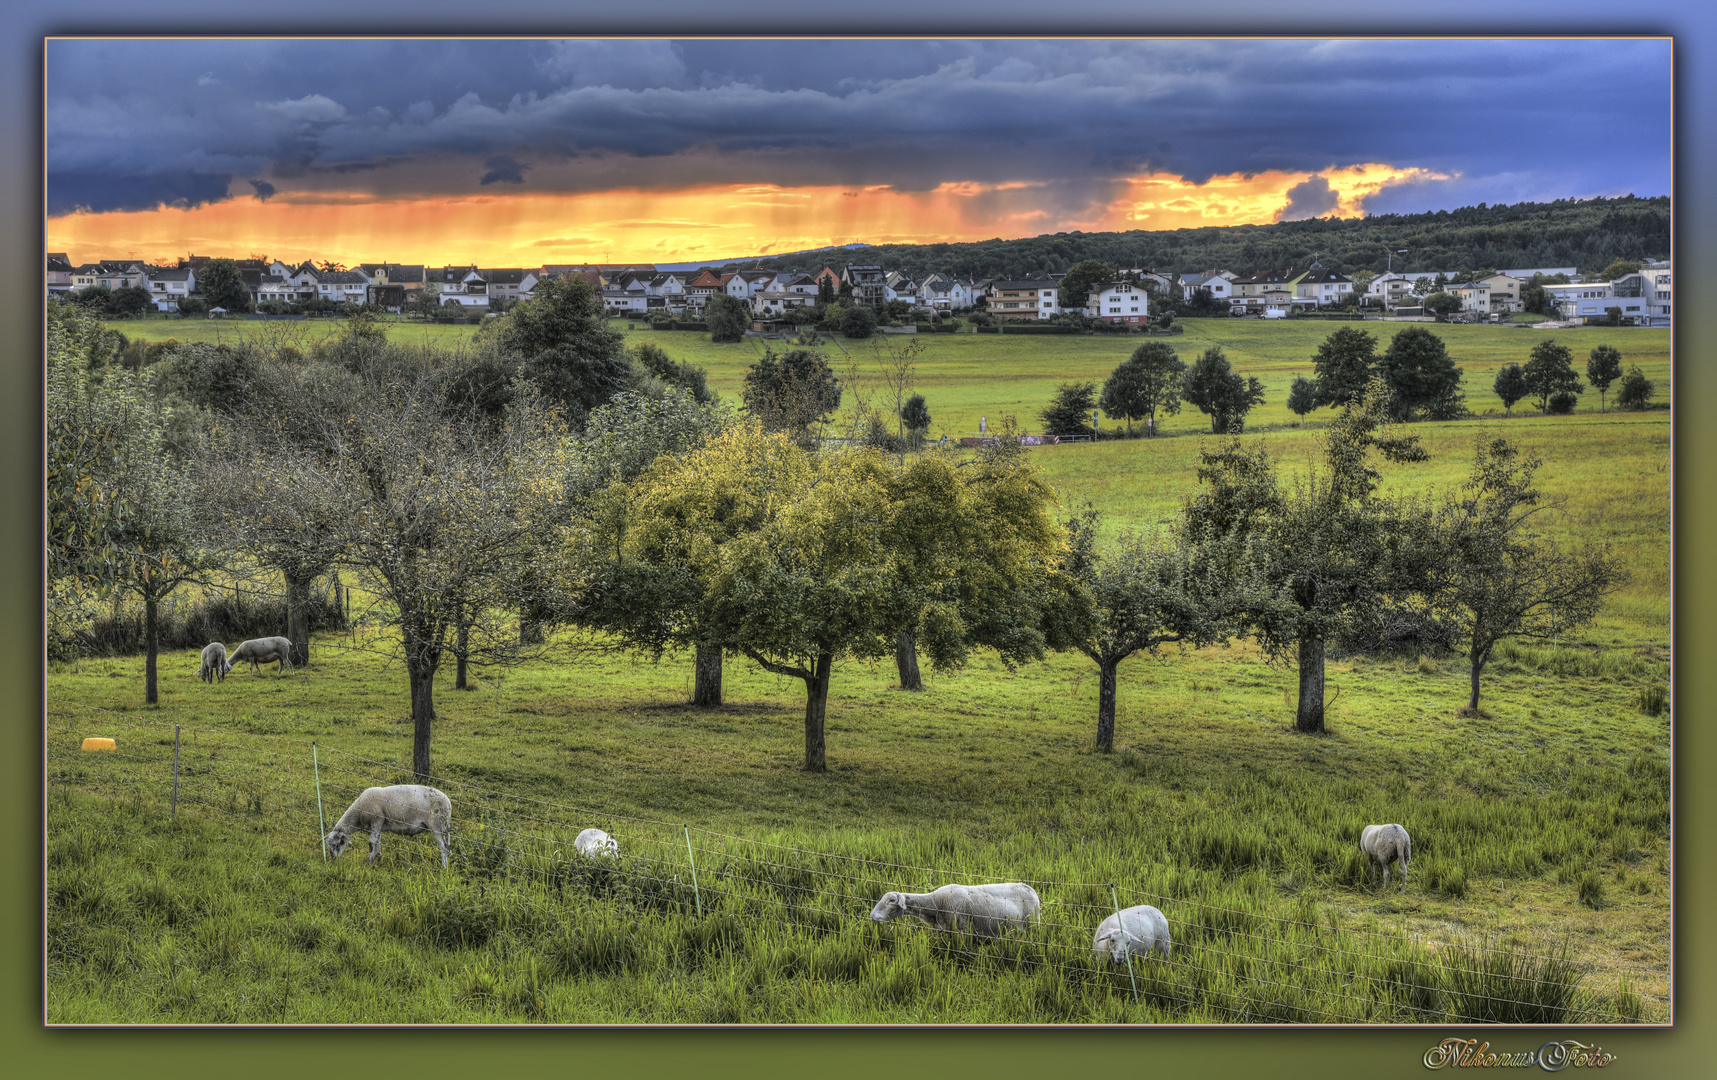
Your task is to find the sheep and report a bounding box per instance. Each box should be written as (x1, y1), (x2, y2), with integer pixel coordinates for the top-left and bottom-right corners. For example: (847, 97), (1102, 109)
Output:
(229, 636), (296, 676)
(574, 827), (619, 858)
(869, 882), (1041, 940)
(324, 784), (452, 868)
(1360, 823), (1412, 892)
(199, 642), (231, 684)
(1093, 904), (1172, 965)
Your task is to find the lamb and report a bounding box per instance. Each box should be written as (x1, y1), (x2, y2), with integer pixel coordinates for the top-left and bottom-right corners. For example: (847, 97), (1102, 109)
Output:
(869, 882), (1042, 940)
(324, 784), (452, 868)
(229, 636), (295, 676)
(1093, 904), (1172, 965)
(574, 827), (619, 858)
(1360, 823), (1412, 892)
(199, 642), (231, 684)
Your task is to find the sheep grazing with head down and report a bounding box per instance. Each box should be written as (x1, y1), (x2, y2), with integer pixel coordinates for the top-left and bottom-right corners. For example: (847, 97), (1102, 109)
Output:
(1360, 823), (1412, 892)
(1093, 904), (1172, 965)
(574, 828), (619, 858)
(199, 642), (231, 684)
(869, 882), (1041, 940)
(229, 636), (296, 676)
(324, 785), (452, 868)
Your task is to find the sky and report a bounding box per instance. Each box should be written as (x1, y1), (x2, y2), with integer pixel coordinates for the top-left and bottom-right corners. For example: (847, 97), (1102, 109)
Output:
(44, 37), (1672, 267)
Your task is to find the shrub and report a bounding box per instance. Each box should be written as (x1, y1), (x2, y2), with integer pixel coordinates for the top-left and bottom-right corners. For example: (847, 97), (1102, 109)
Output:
(1546, 390), (1578, 415)
(1616, 365), (1655, 410)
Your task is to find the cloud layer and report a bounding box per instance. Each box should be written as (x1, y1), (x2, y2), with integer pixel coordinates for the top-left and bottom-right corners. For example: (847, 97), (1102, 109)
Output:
(46, 38), (1670, 222)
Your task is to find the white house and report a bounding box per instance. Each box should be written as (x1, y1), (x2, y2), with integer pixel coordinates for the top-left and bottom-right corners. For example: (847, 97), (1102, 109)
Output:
(987, 279), (1059, 320)
(143, 266), (196, 311)
(316, 270), (370, 306)
(1180, 271), (1234, 304)
(1291, 266), (1353, 308)
(1089, 281), (1149, 324)
(751, 273), (819, 315)
(431, 266), (490, 307)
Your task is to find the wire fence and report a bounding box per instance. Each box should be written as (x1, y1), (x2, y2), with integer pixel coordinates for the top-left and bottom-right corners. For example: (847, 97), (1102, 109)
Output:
(45, 713), (1667, 1024)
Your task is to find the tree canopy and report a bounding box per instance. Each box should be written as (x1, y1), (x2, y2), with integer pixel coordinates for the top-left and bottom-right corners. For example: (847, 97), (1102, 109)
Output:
(1522, 340), (1583, 415)
(1379, 326), (1464, 421)
(1184, 346), (1265, 434)
(1101, 341), (1185, 437)
(496, 274), (631, 427)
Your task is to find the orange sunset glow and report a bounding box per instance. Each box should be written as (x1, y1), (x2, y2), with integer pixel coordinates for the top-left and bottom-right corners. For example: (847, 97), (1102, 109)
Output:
(47, 164), (1442, 267)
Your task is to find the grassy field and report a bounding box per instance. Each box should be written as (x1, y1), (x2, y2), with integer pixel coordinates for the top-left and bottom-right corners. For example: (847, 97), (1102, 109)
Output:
(104, 315), (1671, 440)
(52, 317), (1673, 1024)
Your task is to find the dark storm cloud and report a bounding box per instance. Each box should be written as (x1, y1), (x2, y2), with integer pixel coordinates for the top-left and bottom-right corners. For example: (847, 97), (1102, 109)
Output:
(1276, 175), (1339, 221)
(479, 155), (527, 185)
(46, 38), (1669, 216)
(249, 178), (276, 200)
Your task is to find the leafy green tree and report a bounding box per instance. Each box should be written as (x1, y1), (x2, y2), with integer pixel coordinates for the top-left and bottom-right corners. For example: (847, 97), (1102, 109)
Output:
(199, 258), (253, 313)
(1520, 276), (1549, 316)
(1422, 291), (1463, 321)
(106, 285), (154, 318)
(817, 276), (836, 306)
(1586, 345), (1623, 413)
(1057, 259), (1116, 313)
(741, 347), (842, 447)
(496, 274), (630, 427)
(1287, 376), (1318, 418)
(839, 302), (878, 339)
(1597, 259), (1642, 281)
(632, 341), (713, 403)
(900, 393), (932, 449)
(1101, 341), (1184, 437)
(1185, 379), (1435, 733)
(1493, 364), (1528, 417)
(1347, 270), (1376, 307)
(1044, 509), (1243, 752)
(1522, 340), (1583, 414)
(1184, 346), (1265, 434)
(1616, 365), (1655, 410)
(705, 293), (752, 343)
(1311, 326), (1378, 409)
(1433, 436), (1626, 713)
(1040, 381), (1099, 438)
(1379, 326), (1464, 421)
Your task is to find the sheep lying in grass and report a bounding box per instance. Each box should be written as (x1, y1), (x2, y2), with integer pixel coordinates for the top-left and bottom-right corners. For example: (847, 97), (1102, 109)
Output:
(324, 785), (452, 868)
(869, 882), (1041, 940)
(574, 828), (619, 857)
(1093, 904), (1172, 965)
(1361, 823), (1412, 892)
(199, 642), (231, 684)
(229, 636), (295, 676)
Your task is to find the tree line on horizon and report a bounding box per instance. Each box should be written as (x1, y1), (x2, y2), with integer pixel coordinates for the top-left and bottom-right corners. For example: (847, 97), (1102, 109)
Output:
(749, 195), (1669, 284)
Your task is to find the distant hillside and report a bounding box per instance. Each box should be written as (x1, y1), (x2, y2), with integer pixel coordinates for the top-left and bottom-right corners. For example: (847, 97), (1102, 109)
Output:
(656, 242), (872, 273)
(750, 195), (1668, 281)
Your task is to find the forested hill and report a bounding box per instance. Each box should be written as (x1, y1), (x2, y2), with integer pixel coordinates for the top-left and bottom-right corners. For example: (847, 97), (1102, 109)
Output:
(751, 195), (1669, 281)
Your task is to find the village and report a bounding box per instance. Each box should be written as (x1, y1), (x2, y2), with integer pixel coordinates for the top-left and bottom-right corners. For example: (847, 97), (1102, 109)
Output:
(44, 252), (1673, 328)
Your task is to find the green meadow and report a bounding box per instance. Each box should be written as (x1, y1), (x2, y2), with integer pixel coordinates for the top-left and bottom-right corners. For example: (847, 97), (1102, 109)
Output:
(50, 318), (1672, 1023)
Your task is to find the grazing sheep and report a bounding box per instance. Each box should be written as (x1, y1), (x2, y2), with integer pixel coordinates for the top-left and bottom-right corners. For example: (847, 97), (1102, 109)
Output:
(1093, 904), (1172, 965)
(199, 642), (231, 684)
(574, 828), (619, 857)
(229, 636), (295, 676)
(869, 882), (1042, 939)
(1360, 823), (1412, 892)
(324, 785), (452, 868)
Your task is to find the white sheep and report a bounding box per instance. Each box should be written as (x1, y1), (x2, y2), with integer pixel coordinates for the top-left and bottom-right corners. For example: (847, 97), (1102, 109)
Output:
(199, 642), (231, 684)
(574, 827), (619, 857)
(1093, 904), (1172, 965)
(869, 882), (1041, 940)
(229, 636), (295, 676)
(1360, 823), (1412, 892)
(324, 784), (452, 868)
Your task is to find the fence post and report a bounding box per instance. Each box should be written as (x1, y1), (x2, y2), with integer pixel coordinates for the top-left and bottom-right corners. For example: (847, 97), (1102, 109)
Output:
(171, 725), (181, 817)
(313, 742), (327, 861)
(683, 824), (702, 917)
(1110, 884), (1139, 1004)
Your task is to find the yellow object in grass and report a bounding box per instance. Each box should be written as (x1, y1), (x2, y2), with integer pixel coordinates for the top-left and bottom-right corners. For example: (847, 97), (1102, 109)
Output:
(81, 737), (116, 751)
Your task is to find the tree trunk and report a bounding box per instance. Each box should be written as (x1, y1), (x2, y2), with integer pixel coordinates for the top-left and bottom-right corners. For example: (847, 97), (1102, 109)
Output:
(519, 613), (545, 645)
(1095, 658), (1119, 752)
(1468, 637), (1489, 712)
(455, 619), (470, 690)
(802, 652), (832, 773)
(1295, 636), (1326, 733)
(693, 640), (723, 706)
(409, 662), (437, 780)
(144, 593), (159, 705)
(285, 571), (313, 668)
(895, 630), (923, 691)
(332, 575), (347, 631)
